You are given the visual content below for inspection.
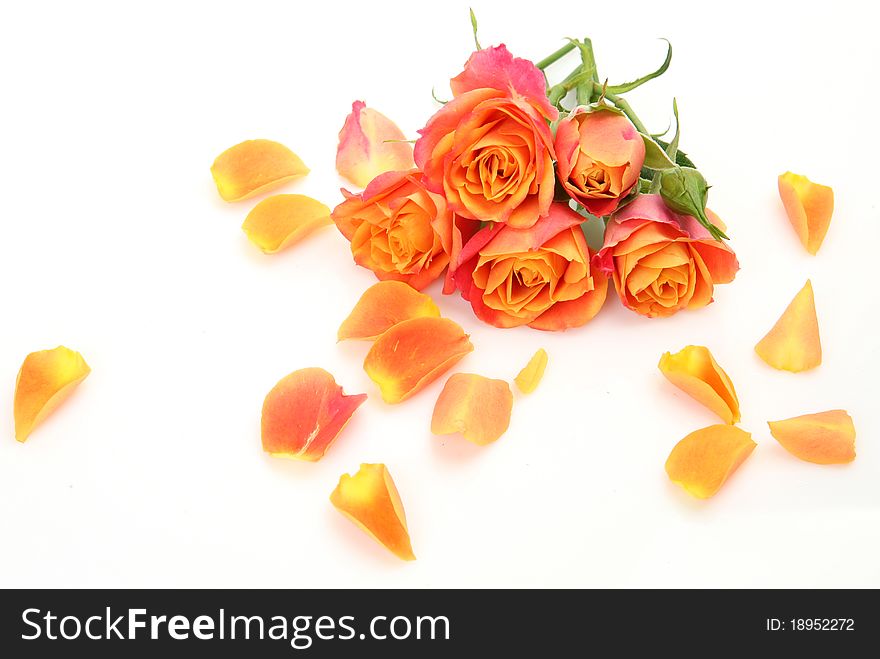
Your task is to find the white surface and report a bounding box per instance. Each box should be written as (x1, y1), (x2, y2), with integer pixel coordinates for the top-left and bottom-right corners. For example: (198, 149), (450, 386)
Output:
(0, 0), (878, 588)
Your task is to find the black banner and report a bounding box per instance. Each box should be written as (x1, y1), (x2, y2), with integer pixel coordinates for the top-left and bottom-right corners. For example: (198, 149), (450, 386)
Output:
(0, 589), (875, 655)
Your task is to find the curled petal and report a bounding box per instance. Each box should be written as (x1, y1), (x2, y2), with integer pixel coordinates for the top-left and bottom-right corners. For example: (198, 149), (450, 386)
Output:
(659, 345), (741, 424)
(338, 281), (440, 341)
(363, 317), (473, 404)
(14, 346), (91, 442)
(665, 425), (756, 499)
(778, 172), (834, 255)
(755, 280), (821, 372)
(261, 368), (366, 461)
(768, 410), (856, 464)
(242, 194), (331, 254)
(336, 101), (415, 188)
(431, 373), (513, 445)
(514, 349), (548, 394)
(211, 139), (309, 201)
(330, 463), (415, 561)
(449, 44), (557, 121)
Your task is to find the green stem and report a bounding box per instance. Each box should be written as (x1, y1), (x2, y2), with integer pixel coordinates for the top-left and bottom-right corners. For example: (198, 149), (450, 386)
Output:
(548, 66), (584, 107)
(596, 84), (649, 134)
(537, 42), (576, 70)
(576, 38), (597, 105)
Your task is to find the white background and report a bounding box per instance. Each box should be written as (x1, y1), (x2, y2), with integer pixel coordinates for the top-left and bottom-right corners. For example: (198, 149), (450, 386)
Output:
(0, 0), (877, 588)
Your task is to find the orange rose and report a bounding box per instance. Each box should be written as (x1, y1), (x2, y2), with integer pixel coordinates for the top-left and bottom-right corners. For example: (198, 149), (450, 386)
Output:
(554, 107), (645, 216)
(414, 45), (557, 228)
(593, 194), (738, 318)
(453, 203), (607, 330)
(332, 169), (477, 291)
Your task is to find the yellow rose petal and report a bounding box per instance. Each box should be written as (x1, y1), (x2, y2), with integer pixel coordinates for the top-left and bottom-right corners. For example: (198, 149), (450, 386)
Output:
(659, 345), (740, 424)
(665, 425), (756, 499)
(768, 410), (855, 464)
(755, 280), (821, 372)
(242, 194), (331, 254)
(14, 346), (91, 442)
(211, 139), (309, 202)
(514, 348), (548, 394)
(778, 172), (834, 255)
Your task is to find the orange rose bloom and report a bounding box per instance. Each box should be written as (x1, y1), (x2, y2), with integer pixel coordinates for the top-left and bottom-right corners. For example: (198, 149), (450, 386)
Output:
(332, 169), (478, 291)
(593, 194), (738, 318)
(414, 45), (557, 228)
(453, 203), (607, 330)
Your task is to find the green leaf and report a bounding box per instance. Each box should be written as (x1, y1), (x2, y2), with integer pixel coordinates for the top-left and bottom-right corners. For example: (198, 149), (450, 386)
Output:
(651, 139), (696, 168)
(641, 133), (677, 170)
(606, 39), (672, 94)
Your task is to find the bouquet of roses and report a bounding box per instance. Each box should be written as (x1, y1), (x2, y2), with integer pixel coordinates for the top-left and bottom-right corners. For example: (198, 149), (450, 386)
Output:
(331, 15), (738, 329)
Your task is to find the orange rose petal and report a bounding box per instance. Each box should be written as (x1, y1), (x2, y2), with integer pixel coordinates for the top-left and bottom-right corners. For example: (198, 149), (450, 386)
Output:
(330, 463), (415, 561)
(665, 424), (756, 499)
(211, 139), (309, 202)
(336, 101), (415, 188)
(514, 348), (548, 394)
(768, 410), (856, 464)
(338, 281), (441, 341)
(658, 345), (740, 424)
(14, 346), (91, 442)
(778, 172), (834, 255)
(363, 317), (473, 404)
(431, 373), (513, 445)
(241, 194), (331, 254)
(755, 279), (821, 372)
(261, 367), (366, 461)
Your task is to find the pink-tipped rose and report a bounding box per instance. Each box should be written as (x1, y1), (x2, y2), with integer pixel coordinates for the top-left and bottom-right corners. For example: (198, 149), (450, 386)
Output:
(414, 45), (557, 229)
(593, 194), (738, 318)
(555, 107), (645, 217)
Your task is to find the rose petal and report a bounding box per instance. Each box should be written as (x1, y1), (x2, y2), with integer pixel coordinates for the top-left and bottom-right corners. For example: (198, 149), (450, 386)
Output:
(755, 279), (821, 372)
(241, 194), (331, 254)
(336, 101), (415, 188)
(449, 44), (557, 121)
(14, 346), (91, 442)
(363, 317), (473, 404)
(338, 281), (440, 341)
(211, 139), (309, 202)
(778, 172), (834, 255)
(330, 463), (415, 561)
(431, 373), (513, 445)
(659, 345), (741, 424)
(665, 425), (756, 499)
(514, 349), (548, 394)
(261, 367), (366, 461)
(768, 410), (856, 464)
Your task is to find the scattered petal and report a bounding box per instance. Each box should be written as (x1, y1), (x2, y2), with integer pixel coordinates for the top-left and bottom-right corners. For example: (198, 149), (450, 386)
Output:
(665, 424), (756, 499)
(14, 346), (91, 442)
(338, 281), (441, 341)
(514, 349), (548, 394)
(768, 410), (856, 464)
(658, 345), (740, 424)
(242, 194), (331, 254)
(363, 317), (473, 404)
(261, 367), (366, 461)
(431, 373), (513, 445)
(330, 463), (415, 561)
(778, 172), (834, 255)
(211, 139), (309, 202)
(336, 101), (415, 188)
(755, 279), (821, 372)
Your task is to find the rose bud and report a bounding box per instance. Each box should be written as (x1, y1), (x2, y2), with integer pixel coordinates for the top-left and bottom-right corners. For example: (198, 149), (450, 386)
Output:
(554, 107), (645, 216)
